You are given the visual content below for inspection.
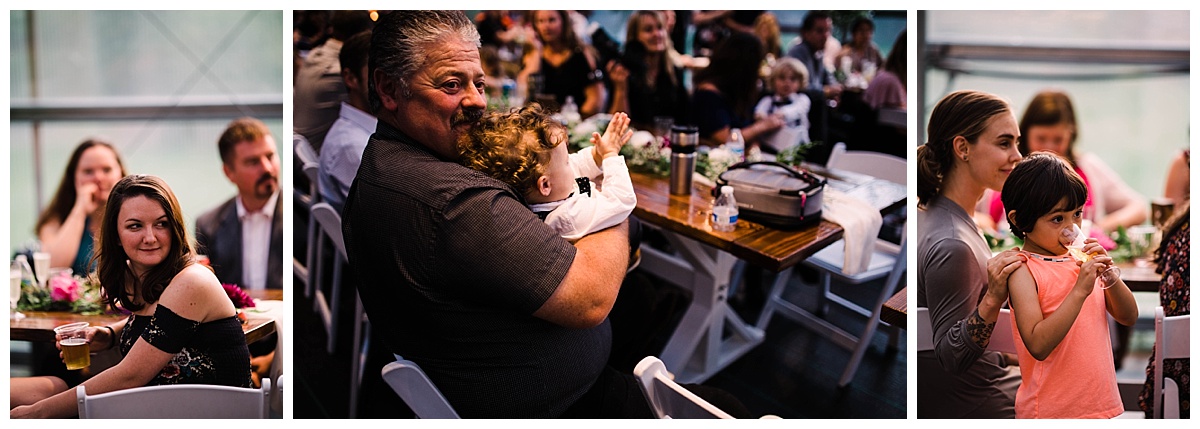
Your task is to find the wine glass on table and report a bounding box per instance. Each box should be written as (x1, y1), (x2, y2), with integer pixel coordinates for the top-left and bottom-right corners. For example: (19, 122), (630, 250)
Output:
(10, 268), (25, 319)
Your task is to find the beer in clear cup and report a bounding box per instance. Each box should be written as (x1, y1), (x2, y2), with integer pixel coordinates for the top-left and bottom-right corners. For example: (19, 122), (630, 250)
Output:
(54, 322), (91, 370)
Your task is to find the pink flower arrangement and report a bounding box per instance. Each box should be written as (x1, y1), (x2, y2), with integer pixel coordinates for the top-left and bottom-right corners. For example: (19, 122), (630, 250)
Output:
(50, 271), (81, 302)
(1089, 227), (1117, 251)
(222, 284), (256, 309)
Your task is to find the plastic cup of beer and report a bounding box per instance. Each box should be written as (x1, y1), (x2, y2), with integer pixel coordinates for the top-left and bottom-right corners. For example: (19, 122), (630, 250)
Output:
(54, 321), (91, 370)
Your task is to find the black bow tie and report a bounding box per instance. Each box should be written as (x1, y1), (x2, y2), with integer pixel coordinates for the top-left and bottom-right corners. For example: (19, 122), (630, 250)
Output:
(773, 97), (793, 107)
(575, 177), (592, 197)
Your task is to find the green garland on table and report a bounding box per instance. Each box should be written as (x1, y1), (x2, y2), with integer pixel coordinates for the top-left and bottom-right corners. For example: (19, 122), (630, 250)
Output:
(567, 116), (824, 183)
(18, 272), (105, 315)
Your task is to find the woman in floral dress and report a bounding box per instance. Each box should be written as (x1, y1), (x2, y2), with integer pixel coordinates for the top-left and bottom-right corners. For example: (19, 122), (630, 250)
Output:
(1138, 202), (1190, 418)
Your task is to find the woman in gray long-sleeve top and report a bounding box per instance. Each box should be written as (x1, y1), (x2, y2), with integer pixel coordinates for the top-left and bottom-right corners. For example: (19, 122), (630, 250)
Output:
(916, 90), (1026, 418)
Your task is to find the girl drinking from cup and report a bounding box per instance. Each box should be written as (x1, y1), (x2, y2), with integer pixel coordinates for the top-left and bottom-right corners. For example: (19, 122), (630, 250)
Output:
(999, 152), (1138, 418)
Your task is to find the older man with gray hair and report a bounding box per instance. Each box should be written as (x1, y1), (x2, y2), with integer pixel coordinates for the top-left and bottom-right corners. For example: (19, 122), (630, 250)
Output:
(342, 11), (673, 418)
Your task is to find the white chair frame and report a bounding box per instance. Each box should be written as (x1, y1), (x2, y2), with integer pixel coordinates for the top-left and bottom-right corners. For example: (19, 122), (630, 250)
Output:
(311, 202), (345, 356)
(381, 355), (460, 419)
(755, 144), (906, 387)
(1153, 306), (1189, 419)
(294, 133), (321, 298)
(633, 356), (734, 419)
(77, 379), (271, 418)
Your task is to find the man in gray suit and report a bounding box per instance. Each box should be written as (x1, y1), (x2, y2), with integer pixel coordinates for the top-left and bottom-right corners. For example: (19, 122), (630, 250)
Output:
(196, 117), (283, 291)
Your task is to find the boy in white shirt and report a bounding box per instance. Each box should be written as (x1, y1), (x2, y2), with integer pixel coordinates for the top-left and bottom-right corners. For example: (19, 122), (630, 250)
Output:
(459, 105), (635, 241)
(754, 57), (812, 153)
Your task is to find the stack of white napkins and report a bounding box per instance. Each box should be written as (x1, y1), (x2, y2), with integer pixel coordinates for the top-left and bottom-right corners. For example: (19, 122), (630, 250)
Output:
(820, 188), (882, 276)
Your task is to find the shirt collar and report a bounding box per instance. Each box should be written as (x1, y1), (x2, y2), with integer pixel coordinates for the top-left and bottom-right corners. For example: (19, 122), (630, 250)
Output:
(235, 190), (279, 220)
(339, 102), (377, 132)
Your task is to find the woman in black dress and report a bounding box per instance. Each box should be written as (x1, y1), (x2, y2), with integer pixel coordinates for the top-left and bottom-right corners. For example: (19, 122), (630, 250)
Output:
(519, 10), (605, 117)
(12, 175), (250, 418)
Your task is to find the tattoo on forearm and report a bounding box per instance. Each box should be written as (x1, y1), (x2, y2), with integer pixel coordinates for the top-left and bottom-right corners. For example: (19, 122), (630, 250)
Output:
(966, 308), (996, 348)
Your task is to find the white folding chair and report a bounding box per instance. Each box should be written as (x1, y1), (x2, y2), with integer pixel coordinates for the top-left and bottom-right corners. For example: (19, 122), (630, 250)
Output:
(633, 356), (734, 419)
(273, 374), (285, 418)
(311, 202), (345, 355)
(988, 308), (1017, 354)
(1153, 306), (1189, 419)
(294, 133), (321, 298)
(77, 379), (271, 419)
(824, 142), (906, 185)
(756, 144), (906, 387)
(348, 294), (371, 418)
(382, 356), (460, 419)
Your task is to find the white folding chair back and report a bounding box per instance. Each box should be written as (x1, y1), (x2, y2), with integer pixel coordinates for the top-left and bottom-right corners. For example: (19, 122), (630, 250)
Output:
(348, 294), (371, 418)
(77, 379), (271, 419)
(824, 142), (906, 186)
(294, 133), (320, 188)
(311, 202), (346, 355)
(754, 141), (908, 387)
(758, 233), (906, 387)
(381, 357), (460, 419)
(988, 308), (1017, 354)
(633, 356), (734, 419)
(1153, 306), (1189, 419)
(916, 307), (934, 351)
(294, 133), (320, 297)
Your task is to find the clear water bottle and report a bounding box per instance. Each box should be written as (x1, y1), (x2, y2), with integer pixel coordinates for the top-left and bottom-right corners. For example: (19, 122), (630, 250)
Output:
(712, 186), (739, 232)
(726, 128), (745, 162)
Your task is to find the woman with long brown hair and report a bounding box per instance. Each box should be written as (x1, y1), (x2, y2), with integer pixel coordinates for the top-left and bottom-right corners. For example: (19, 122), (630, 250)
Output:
(35, 139), (126, 275)
(12, 175), (250, 418)
(518, 10), (606, 117)
(917, 90), (1027, 418)
(606, 10), (689, 128)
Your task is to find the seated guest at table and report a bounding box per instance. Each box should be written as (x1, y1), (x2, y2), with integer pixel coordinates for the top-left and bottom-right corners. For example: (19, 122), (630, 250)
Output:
(344, 11), (749, 418)
(863, 29), (906, 111)
(35, 139), (127, 276)
(475, 10), (520, 50)
(753, 57), (812, 154)
(1137, 201), (1189, 418)
(196, 117), (283, 291)
(834, 17), (884, 78)
(977, 90), (1148, 235)
(518, 10), (606, 117)
(11, 175), (251, 419)
(693, 31), (783, 148)
(318, 30), (376, 213)
(1163, 148), (1188, 206)
(459, 105), (635, 243)
(294, 10), (374, 153)
(753, 12), (783, 66)
(606, 10), (689, 128)
(786, 11), (842, 101)
(917, 90), (1024, 418)
(1001, 153), (1137, 419)
(196, 117), (281, 384)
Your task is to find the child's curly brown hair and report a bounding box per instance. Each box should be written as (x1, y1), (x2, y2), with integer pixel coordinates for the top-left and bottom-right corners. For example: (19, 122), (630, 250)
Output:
(458, 103), (566, 195)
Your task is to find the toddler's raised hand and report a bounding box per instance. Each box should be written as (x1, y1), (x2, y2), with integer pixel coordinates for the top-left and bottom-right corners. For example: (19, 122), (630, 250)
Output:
(592, 112), (633, 163)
